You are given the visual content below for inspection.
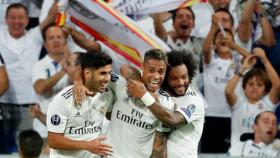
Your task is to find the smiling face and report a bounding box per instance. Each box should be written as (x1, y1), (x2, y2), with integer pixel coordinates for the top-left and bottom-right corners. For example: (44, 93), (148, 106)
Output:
(167, 64), (189, 96)
(173, 8), (194, 39)
(254, 112), (277, 144)
(6, 7), (29, 39)
(141, 59), (167, 93)
(84, 64), (112, 93)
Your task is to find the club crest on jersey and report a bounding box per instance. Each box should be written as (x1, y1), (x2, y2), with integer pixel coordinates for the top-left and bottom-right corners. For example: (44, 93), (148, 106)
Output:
(99, 106), (107, 115)
(51, 115), (61, 125)
(110, 74), (119, 82)
(181, 104), (196, 118)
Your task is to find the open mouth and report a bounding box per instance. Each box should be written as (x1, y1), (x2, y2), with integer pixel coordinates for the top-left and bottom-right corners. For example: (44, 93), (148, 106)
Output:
(180, 25), (188, 30)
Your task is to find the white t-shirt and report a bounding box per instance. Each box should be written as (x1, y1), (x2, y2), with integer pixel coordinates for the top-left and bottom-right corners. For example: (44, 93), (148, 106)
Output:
(0, 27), (43, 104)
(32, 55), (69, 138)
(229, 95), (276, 153)
(167, 87), (205, 158)
(231, 139), (280, 157)
(105, 74), (174, 158)
(203, 51), (238, 117)
(47, 86), (114, 158)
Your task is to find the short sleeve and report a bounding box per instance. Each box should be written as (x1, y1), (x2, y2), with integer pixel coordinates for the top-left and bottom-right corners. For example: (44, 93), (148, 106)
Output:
(32, 62), (47, 84)
(47, 92), (70, 133)
(176, 98), (204, 124)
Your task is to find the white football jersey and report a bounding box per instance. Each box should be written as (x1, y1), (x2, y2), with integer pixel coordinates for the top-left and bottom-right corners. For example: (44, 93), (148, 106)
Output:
(105, 74), (174, 158)
(203, 51), (237, 117)
(47, 86), (113, 158)
(167, 87), (205, 158)
(241, 139), (280, 157)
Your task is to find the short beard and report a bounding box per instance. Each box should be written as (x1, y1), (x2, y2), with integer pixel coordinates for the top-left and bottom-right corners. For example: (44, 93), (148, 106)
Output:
(168, 85), (188, 97)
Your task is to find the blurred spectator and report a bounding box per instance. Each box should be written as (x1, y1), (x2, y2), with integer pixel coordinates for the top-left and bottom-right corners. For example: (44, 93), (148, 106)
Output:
(200, 26), (250, 152)
(0, 0), (27, 29)
(260, 2), (280, 76)
(18, 129), (43, 158)
(230, 111), (280, 157)
(152, 7), (203, 91)
(40, 0), (86, 55)
(0, 2), (58, 153)
(225, 48), (280, 154)
(0, 0), (44, 29)
(235, 0), (275, 49)
(31, 24), (78, 155)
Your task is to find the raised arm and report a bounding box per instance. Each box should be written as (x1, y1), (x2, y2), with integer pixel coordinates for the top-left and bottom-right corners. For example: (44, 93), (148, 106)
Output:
(225, 55), (256, 107)
(253, 48), (280, 104)
(151, 13), (170, 42)
(120, 64), (142, 81)
(66, 26), (100, 51)
(255, 2), (276, 47)
(40, 0), (59, 32)
(237, 0), (254, 42)
(202, 15), (219, 64)
(223, 36), (251, 58)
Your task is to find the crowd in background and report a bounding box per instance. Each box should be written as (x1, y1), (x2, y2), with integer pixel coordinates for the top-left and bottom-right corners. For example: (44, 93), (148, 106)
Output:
(0, 0), (280, 157)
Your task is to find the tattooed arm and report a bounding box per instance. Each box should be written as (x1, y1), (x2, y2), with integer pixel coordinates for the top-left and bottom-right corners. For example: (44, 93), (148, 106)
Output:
(127, 79), (187, 127)
(150, 131), (168, 158)
(148, 103), (187, 127)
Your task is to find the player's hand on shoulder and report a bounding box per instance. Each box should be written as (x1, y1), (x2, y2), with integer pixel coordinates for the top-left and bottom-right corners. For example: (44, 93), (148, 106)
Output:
(127, 79), (147, 99)
(85, 136), (113, 156)
(73, 81), (93, 105)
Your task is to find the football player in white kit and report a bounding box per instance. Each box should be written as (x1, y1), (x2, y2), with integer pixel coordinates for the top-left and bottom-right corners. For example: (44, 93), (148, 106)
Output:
(127, 50), (205, 158)
(105, 49), (174, 158)
(73, 49), (174, 158)
(47, 52), (114, 158)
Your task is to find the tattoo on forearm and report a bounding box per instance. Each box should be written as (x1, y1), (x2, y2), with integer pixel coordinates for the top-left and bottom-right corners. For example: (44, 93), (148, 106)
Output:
(151, 132), (168, 158)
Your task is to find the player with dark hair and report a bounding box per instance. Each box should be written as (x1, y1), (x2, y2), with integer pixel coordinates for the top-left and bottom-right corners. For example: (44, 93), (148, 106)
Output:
(47, 51), (114, 157)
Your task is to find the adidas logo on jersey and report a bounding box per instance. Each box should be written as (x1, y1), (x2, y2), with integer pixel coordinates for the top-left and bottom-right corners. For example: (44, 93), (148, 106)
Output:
(75, 112), (81, 117)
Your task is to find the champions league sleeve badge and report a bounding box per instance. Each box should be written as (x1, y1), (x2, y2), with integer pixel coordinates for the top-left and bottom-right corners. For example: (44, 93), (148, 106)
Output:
(51, 115), (61, 125)
(181, 104), (196, 118)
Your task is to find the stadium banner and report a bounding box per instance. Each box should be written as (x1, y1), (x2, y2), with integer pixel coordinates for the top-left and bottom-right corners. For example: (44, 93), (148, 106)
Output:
(67, 0), (170, 68)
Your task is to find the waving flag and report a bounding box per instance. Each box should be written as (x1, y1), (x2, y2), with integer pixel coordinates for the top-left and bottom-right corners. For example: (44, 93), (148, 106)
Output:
(67, 0), (170, 68)
(108, 0), (207, 15)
